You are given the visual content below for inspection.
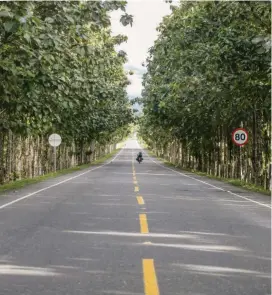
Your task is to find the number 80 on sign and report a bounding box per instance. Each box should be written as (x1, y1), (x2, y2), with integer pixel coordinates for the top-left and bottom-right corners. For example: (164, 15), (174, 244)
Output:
(232, 128), (248, 146)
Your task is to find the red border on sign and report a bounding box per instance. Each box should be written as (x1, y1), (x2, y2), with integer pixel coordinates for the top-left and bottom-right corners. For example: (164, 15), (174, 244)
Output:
(232, 128), (249, 146)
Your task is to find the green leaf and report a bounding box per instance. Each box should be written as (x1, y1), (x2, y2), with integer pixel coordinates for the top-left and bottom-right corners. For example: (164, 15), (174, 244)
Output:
(0, 10), (13, 18)
(257, 47), (265, 54)
(120, 14), (133, 27)
(252, 36), (264, 44)
(24, 33), (31, 43)
(66, 15), (74, 23)
(3, 21), (15, 32)
(45, 17), (54, 23)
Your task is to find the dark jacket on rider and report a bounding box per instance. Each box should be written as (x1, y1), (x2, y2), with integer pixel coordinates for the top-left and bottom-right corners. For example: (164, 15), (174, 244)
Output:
(137, 152), (143, 160)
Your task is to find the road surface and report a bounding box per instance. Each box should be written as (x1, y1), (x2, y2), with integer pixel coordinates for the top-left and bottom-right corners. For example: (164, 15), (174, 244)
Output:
(0, 140), (270, 295)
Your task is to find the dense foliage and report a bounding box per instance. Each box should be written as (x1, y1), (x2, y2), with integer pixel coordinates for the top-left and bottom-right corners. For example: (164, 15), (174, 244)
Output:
(0, 1), (134, 182)
(139, 1), (271, 189)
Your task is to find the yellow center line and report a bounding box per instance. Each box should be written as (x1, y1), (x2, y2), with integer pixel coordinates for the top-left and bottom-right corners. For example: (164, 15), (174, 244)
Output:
(143, 259), (160, 295)
(134, 180), (138, 185)
(137, 196), (145, 205)
(135, 186), (139, 192)
(139, 213), (149, 233)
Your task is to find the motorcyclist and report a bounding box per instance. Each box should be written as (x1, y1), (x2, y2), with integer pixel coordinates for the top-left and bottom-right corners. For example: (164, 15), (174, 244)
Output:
(136, 151), (143, 162)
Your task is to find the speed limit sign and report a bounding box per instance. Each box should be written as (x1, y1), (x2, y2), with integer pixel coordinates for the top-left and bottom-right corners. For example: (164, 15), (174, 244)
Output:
(232, 128), (248, 146)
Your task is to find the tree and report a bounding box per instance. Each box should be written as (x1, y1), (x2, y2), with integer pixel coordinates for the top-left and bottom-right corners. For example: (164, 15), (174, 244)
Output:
(0, 1), (134, 183)
(140, 1), (271, 189)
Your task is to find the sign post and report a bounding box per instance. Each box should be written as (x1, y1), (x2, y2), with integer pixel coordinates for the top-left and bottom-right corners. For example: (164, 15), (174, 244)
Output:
(232, 128), (248, 180)
(49, 133), (62, 172)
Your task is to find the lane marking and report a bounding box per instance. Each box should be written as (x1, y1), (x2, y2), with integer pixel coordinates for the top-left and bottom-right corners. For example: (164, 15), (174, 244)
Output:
(111, 148), (125, 162)
(113, 173), (175, 176)
(143, 259), (160, 295)
(112, 159), (136, 162)
(139, 214), (149, 233)
(137, 196), (145, 205)
(0, 148), (125, 210)
(142, 150), (271, 209)
(134, 180), (138, 185)
(226, 190), (271, 208)
(135, 186), (139, 192)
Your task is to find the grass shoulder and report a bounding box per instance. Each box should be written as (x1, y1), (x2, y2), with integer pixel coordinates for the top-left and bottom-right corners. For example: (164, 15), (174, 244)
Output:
(146, 150), (270, 196)
(0, 147), (121, 195)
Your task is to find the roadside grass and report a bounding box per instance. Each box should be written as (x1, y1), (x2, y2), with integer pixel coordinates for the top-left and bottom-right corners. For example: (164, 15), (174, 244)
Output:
(0, 147), (121, 195)
(145, 149), (271, 196)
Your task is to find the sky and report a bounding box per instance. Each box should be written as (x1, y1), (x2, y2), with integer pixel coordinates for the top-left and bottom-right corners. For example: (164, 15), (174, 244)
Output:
(110, 0), (174, 100)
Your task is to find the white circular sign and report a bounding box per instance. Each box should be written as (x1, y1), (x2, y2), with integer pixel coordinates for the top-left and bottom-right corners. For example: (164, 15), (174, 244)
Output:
(231, 128), (248, 146)
(49, 133), (62, 147)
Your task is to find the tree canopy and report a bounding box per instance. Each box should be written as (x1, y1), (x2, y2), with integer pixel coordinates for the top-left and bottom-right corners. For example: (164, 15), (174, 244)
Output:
(0, 1), (134, 143)
(139, 1), (271, 188)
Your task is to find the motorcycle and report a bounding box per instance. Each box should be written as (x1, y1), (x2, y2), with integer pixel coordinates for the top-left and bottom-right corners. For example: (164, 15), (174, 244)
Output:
(136, 156), (143, 164)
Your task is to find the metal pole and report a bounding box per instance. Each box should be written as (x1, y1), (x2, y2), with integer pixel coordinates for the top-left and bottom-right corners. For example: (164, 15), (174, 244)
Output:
(240, 145), (242, 180)
(269, 163), (272, 191)
(54, 146), (56, 173)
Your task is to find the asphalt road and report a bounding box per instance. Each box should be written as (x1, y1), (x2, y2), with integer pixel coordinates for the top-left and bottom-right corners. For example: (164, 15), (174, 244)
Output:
(0, 139), (270, 295)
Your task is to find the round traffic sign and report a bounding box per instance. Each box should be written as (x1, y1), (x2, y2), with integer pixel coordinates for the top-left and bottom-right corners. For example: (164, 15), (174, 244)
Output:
(49, 133), (62, 147)
(232, 128), (248, 146)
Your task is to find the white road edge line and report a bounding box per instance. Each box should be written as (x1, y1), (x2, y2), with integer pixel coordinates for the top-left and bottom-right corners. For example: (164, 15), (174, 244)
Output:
(141, 147), (271, 209)
(111, 148), (124, 162)
(0, 148), (124, 210)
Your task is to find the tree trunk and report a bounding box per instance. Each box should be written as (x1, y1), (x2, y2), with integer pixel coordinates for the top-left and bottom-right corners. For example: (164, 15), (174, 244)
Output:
(252, 110), (257, 184)
(0, 132), (5, 184)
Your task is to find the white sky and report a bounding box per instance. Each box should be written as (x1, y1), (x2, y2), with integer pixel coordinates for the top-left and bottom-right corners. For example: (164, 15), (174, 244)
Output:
(110, 0), (173, 99)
